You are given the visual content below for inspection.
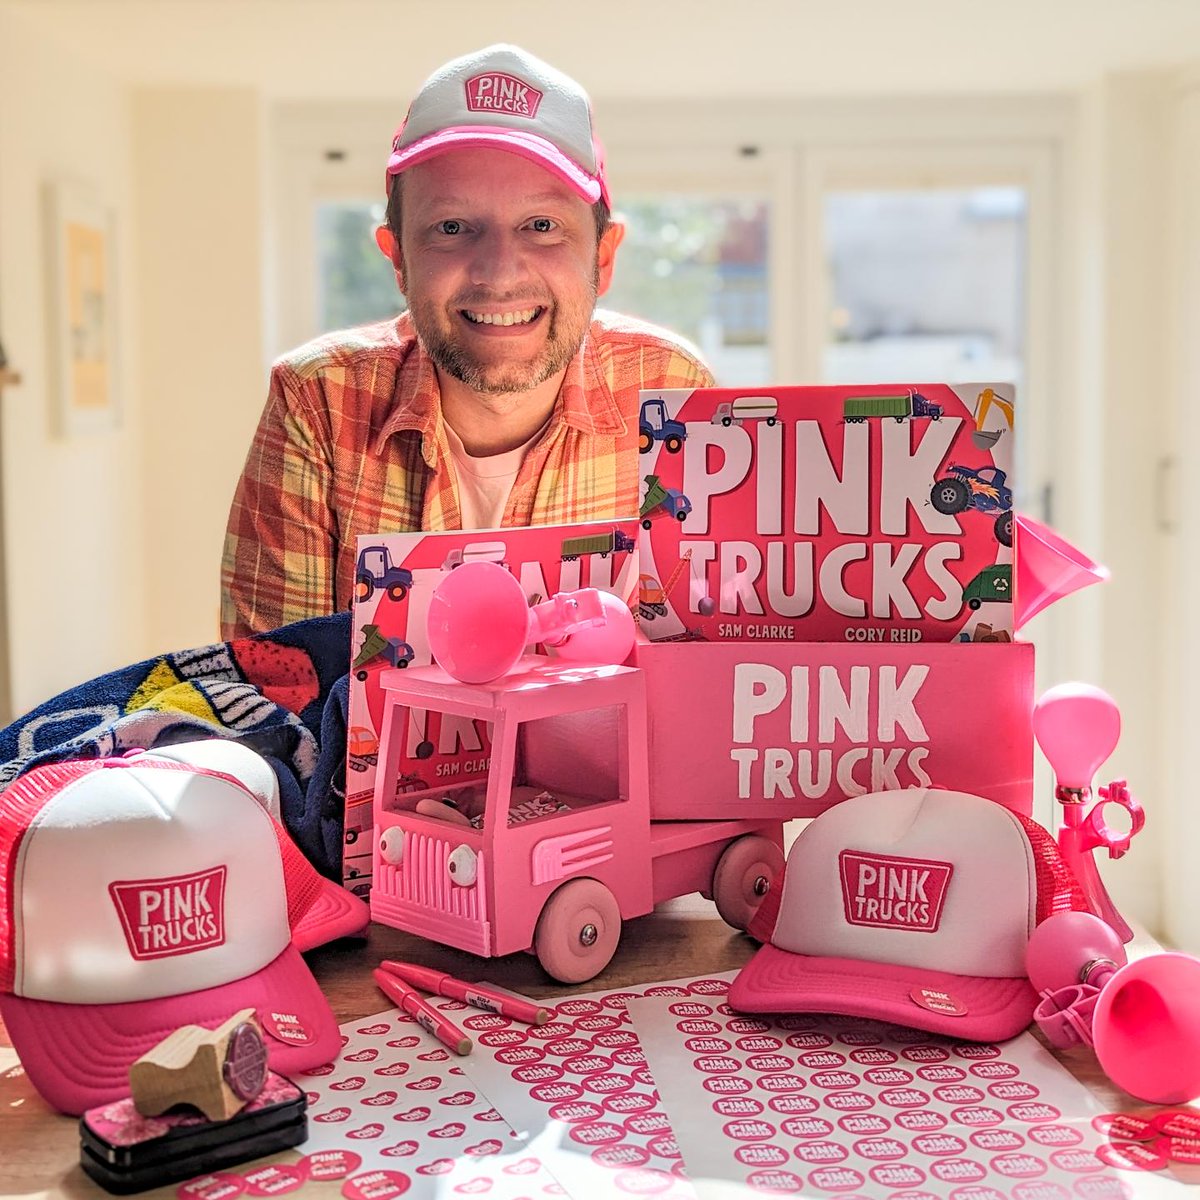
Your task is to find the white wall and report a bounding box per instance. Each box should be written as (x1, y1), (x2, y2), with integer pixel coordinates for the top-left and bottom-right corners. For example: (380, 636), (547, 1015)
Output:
(133, 88), (266, 652)
(0, 9), (147, 717)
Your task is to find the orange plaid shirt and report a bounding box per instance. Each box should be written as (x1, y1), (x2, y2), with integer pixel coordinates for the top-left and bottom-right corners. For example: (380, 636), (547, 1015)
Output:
(220, 310), (713, 639)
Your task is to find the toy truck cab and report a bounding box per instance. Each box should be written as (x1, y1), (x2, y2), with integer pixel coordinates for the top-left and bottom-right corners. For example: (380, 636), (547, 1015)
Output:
(356, 546), (414, 603)
(639, 396), (687, 454)
(370, 659), (782, 983)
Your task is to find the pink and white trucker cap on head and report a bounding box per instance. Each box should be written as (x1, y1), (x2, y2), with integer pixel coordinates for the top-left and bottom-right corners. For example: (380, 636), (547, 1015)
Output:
(387, 44), (609, 207)
(123, 741), (369, 951)
(0, 757), (341, 1115)
(729, 788), (1090, 1042)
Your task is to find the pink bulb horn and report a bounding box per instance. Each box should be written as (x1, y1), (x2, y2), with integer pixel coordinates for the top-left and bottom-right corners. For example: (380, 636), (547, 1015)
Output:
(1015, 514), (1109, 629)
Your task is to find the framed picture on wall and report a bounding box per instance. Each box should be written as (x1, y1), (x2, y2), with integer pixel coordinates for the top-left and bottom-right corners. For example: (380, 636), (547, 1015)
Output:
(44, 180), (120, 435)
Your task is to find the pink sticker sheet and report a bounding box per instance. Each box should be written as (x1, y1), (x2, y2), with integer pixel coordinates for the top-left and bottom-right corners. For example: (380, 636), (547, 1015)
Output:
(297, 1007), (563, 1200)
(624, 983), (1200, 1199)
(450, 976), (734, 1200)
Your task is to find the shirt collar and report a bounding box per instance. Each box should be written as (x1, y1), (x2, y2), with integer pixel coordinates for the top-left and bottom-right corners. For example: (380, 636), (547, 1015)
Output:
(372, 318), (627, 461)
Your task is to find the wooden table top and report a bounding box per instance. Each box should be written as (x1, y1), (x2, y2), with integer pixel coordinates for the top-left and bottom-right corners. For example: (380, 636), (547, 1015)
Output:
(0, 901), (1181, 1197)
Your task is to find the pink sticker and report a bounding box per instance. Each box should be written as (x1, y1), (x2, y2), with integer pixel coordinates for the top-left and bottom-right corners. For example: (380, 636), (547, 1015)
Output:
(895, 1110), (948, 1133)
(988, 1081), (1040, 1101)
(415, 1161), (455, 1177)
(563, 1053), (614, 1075)
(299, 1151), (362, 1182)
(750, 1054), (797, 1074)
(393, 1105), (431, 1121)
(602, 991), (641, 1012)
(585, 1073), (635, 1095)
(261, 1012), (315, 1046)
(792, 1141), (849, 1166)
(387, 1036), (421, 1049)
(405, 1075), (443, 1091)
(723, 1118), (778, 1142)
(970, 1060), (1020, 1080)
(357, 1023), (390, 1036)
(918, 1065), (967, 1083)
(838, 1114), (890, 1135)
(879, 1087), (931, 1108)
(440, 1090), (477, 1106)
(550, 1100), (605, 1123)
(738, 1035), (785, 1053)
(929, 1158), (987, 1184)
(341, 1170), (412, 1198)
(934, 1085), (986, 1105)
(514, 1064), (564, 1084)
(952, 1106), (1005, 1127)
(812, 1071), (861, 1091)
(479, 1030), (528, 1048)
(380, 1142), (418, 1158)
(177, 1175), (245, 1200)
(496, 1047), (545, 1067)
(669, 1002), (714, 1017)
(1156, 1136), (1200, 1165)
(1011, 1185), (1070, 1200)
(786, 1032), (834, 1051)
(604, 1092), (657, 1115)
(853, 1135), (907, 1160)
(953, 1044), (1001, 1059)
(782, 1116), (834, 1139)
(736, 1142), (790, 1167)
(346, 1123), (386, 1140)
(909, 987), (968, 1016)
(756, 1074), (808, 1094)
(913, 1132), (968, 1156)
(613, 1167), (674, 1195)
(502, 1158), (541, 1176)
(1095, 1141), (1167, 1171)
(989, 1152), (1049, 1179)
(345, 1048), (380, 1063)
(850, 1048), (898, 1066)
(804, 1165), (865, 1192)
(363, 1090), (399, 1107)
(1073, 1178), (1135, 1199)
(768, 1094), (820, 1115)
(625, 1112), (671, 1136)
(331, 1077), (368, 1091)
(822, 1092), (874, 1112)
(593, 1145), (652, 1169)
(745, 1168), (806, 1193)
(375, 1063), (411, 1077)
(453, 1180), (493, 1196)
(531, 1082), (583, 1103)
(863, 1067), (914, 1087)
(545, 1037), (595, 1056)
(903, 1045), (950, 1063)
(970, 1129), (1025, 1152)
(647, 1133), (680, 1159)
(314, 1107), (352, 1123)
(687, 978), (729, 996)
(429, 1122), (466, 1138)
(242, 1165), (306, 1196)
(1152, 1108), (1200, 1139)
(1051, 1148), (1107, 1174)
(869, 1163), (926, 1187)
(465, 1140), (504, 1157)
(1092, 1112), (1156, 1141)
(568, 1121), (625, 1147)
(556, 999), (603, 1018)
(418, 1049), (450, 1062)
(527, 1022), (576, 1041)
(1028, 1124), (1083, 1148)
(1007, 1102), (1062, 1123)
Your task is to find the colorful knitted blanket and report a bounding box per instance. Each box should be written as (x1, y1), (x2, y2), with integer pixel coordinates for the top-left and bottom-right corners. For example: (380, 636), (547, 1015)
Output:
(0, 613), (352, 879)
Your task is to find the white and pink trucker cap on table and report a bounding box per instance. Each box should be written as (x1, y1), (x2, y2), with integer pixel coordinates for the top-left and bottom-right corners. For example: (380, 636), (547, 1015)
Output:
(0, 757), (342, 1115)
(730, 788), (1090, 1042)
(122, 740), (369, 951)
(387, 43), (609, 207)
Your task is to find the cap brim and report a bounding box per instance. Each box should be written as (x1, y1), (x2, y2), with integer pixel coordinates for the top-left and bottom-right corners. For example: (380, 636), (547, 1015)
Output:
(729, 944), (1038, 1043)
(387, 128), (604, 205)
(1, 945), (340, 1115)
(292, 877), (370, 952)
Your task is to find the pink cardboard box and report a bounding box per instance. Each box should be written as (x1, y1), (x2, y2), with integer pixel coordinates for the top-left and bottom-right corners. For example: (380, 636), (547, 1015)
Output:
(634, 638), (1033, 820)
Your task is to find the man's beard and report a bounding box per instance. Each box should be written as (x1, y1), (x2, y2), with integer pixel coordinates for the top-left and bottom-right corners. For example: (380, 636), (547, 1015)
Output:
(408, 270), (599, 396)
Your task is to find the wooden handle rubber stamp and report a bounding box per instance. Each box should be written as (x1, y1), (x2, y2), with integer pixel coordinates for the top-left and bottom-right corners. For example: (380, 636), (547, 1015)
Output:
(128, 1008), (268, 1120)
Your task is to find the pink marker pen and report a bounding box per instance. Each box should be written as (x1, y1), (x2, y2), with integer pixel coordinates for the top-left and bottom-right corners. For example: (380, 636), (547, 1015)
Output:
(372, 969), (473, 1056)
(380, 960), (551, 1026)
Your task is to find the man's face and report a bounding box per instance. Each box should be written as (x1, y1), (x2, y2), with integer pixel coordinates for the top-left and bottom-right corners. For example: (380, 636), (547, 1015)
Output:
(389, 147), (618, 397)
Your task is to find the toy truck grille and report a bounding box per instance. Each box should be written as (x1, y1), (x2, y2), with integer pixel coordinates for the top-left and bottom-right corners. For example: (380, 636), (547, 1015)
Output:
(372, 824), (490, 956)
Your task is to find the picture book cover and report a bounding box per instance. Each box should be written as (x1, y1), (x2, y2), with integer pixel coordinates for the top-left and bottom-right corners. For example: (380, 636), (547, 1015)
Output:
(344, 519), (640, 891)
(635, 383), (1016, 644)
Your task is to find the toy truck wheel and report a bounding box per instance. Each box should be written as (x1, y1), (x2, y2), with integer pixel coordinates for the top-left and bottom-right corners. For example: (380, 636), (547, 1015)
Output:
(711, 835), (784, 931)
(386, 583), (409, 602)
(355, 576), (374, 602)
(639, 430), (653, 453)
(664, 435), (683, 454)
(930, 478), (971, 515)
(533, 879), (621, 984)
(995, 511), (1013, 547)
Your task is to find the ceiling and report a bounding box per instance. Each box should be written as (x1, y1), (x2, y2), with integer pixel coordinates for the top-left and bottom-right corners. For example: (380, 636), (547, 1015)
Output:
(6, 0), (1200, 102)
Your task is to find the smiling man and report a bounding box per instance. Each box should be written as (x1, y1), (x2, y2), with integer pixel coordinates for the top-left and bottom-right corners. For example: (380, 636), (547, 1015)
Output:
(220, 44), (713, 639)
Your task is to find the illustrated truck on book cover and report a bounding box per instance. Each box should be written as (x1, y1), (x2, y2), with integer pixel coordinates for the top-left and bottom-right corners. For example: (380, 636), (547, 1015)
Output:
(370, 657), (787, 984)
(842, 389), (943, 423)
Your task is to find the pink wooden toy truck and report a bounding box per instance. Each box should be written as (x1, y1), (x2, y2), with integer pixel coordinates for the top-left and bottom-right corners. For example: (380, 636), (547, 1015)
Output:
(369, 656), (785, 983)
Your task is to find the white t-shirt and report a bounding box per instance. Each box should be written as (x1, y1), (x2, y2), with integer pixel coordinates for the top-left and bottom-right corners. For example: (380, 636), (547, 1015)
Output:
(444, 420), (550, 529)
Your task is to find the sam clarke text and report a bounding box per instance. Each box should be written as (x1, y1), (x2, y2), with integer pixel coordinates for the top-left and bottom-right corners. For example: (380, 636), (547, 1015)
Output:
(730, 663), (932, 800)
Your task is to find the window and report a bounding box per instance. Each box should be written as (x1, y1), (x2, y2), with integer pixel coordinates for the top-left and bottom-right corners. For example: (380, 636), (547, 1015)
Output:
(315, 201), (404, 331)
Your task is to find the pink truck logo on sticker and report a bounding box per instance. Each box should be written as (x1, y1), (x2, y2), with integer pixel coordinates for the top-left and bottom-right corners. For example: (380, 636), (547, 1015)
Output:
(838, 850), (952, 931)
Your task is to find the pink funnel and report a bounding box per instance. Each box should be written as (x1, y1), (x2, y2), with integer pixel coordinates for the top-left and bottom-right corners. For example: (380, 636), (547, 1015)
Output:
(1015, 514), (1109, 629)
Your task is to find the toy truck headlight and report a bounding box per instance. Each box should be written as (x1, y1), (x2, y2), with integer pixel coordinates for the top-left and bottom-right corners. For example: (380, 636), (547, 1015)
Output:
(379, 826), (405, 865)
(447, 844), (479, 887)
